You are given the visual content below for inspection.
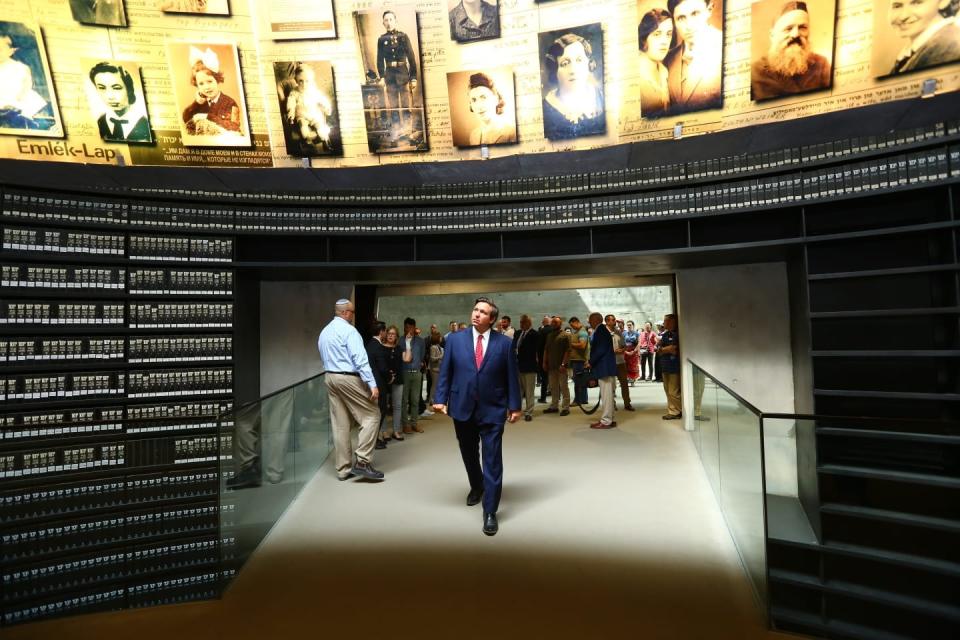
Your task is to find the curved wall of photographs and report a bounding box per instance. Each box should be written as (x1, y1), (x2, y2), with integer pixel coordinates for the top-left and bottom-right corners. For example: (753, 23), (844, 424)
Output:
(2, 87), (960, 638)
(2, 0), (960, 169)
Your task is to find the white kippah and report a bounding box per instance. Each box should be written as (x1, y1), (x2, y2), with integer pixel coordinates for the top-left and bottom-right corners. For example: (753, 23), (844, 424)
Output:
(335, 298), (351, 305)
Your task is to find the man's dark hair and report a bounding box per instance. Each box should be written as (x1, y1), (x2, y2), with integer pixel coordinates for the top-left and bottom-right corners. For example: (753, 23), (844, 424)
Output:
(605, 314), (616, 322)
(569, 316), (580, 324)
(383, 10), (396, 19)
(501, 315), (511, 322)
(475, 296), (499, 322)
(667, 0), (713, 18)
(371, 320), (386, 335)
(89, 61), (137, 104)
(404, 317), (416, 327)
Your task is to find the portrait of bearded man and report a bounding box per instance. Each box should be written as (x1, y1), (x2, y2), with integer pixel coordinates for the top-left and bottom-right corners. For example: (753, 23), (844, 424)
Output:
(751, 0), (834, 101)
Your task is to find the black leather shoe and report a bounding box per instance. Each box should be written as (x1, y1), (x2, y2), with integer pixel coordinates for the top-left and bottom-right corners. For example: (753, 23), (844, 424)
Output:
(351, 461), (385, 481)
(524, 415), (532, 422)
(559, 409), (570, 416)
(483, 512), (498, 536)
(467, 488), (484, 506)
(375, 439), (387, 450)
(543, 407), (559, 413)
(662, 413), (682, 420)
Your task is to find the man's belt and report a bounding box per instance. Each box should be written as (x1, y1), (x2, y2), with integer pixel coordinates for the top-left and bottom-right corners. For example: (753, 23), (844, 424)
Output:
(327, 371), (360, 377)
(386, 61), (408, 68)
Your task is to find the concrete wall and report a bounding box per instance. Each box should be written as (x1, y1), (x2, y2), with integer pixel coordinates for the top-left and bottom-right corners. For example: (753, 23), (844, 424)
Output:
(676, 263), (797, 497)
(377, 285), (674, 334)
(259, 282), (353, 396)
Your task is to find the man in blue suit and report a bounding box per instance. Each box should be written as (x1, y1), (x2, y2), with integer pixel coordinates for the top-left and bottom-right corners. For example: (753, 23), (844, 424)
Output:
(433, 296), (522, 536)
(586, 311), (618, 429)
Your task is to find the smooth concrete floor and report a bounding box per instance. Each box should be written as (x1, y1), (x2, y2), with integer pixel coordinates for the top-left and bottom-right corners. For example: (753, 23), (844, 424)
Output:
(6, 383), (797, 640)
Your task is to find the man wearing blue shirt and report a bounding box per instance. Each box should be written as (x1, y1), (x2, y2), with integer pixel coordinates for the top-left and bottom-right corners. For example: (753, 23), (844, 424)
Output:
(318, 299), (384, 481)
(660, 313), (682, 420)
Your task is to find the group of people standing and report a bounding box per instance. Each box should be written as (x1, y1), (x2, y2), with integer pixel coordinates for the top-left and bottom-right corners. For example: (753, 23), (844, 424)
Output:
(317, 297), (683, 536)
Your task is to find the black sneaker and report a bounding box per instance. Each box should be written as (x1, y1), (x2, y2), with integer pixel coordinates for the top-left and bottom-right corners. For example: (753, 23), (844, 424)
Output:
(351, 461), (385, 480)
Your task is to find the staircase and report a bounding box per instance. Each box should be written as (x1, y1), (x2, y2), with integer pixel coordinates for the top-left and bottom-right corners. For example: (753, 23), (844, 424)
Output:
(766, 184), (960, 638)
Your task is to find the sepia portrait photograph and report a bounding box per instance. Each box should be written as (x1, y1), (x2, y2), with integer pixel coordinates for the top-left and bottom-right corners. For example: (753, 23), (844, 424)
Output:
(70, 0), (128, 27)
(636, 0), (674, 118)
(354, 6), (429, 153)
(447, 67), (516, 147)
(636, 0), (724, 116)
(83, 59), (153, 143)
(448, 0), (500, 43)
(273, 60), (343, 156)
(0, 21), (63, 138)
(167, 42), (251, 147)
(160, 0), (230, 15)
(539, 23), (607, 140)
(871, 0), (960, 77)
(751, 0), (835, 102)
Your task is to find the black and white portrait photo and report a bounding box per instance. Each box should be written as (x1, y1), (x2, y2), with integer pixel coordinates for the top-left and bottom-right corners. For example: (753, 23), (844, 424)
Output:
(447, 67), (516, 147)
(354, 6), (429, 153)
(448, 0), (500, 43)
(539, 23), (607, 140)
(70, 0), (128, 27)
(83, 59), (153, 143)
(274, 61), (343, 156)
(0, 22), (63, 138)
(872, 0), (960, 77)
(751, 0), (835, 101)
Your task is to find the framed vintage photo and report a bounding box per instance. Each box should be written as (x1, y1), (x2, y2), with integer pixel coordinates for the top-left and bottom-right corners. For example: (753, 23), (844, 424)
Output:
(871, 0), (960, 77)
(354, 6), (429, 153)
(538, 22), (607, 140)
(636, 0), (724, 116)
(447, 67), (516, 147)
(70, 0), (128, 27)
(0, 21), (64, 138)
(160, 0), (230, 15)
(447, 0), (501, 43)
(83, 59), (153, 143)
(273, 60), (343, 156)
(166, 42), (251, 147)
(750, 0), (835, 101)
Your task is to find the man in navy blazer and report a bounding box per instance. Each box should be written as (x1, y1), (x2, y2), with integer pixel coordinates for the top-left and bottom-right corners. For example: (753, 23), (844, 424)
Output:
(586, 311), (618, 429)
(434, 296), (522, 536)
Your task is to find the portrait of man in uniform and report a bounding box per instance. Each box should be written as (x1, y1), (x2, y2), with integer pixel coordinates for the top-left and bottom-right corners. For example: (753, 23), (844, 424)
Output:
(354, 7), (429, 153)
(83, 59), (153, 143)
(273, 60), (343, 157)
(448, 0), (501, 43)
(751, 0), (835, 101)
(0, 21), (63, 138)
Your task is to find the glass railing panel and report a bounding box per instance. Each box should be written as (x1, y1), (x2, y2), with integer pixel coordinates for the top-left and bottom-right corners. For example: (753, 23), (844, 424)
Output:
(688, 362), (767, 611)
(714, 382), (767, 605)
(218, 372), (330, 588)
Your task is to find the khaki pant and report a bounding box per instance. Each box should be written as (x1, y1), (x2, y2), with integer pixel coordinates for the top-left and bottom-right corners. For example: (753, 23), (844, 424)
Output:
(663, 372), (682, 417)
(325, 373), (380, 478)
(599, 376), (616, 425)
(520, 372), (537, 417)
(548, 369), (570, 410)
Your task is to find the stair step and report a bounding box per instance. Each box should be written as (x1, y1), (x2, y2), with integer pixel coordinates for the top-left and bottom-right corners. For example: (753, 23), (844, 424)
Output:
(818, 463), (960, 488)
(816, 427), (960, 444)
(820, 503), (960, 533)
(770, 569), (960, 621)
(771, 605), (915, 640)
(814, 389), (960, 401)
(822, 541), (960, 577)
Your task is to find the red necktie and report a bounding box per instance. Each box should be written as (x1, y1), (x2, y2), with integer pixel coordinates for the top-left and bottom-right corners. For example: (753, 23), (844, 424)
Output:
(475, 334), (483, 369)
